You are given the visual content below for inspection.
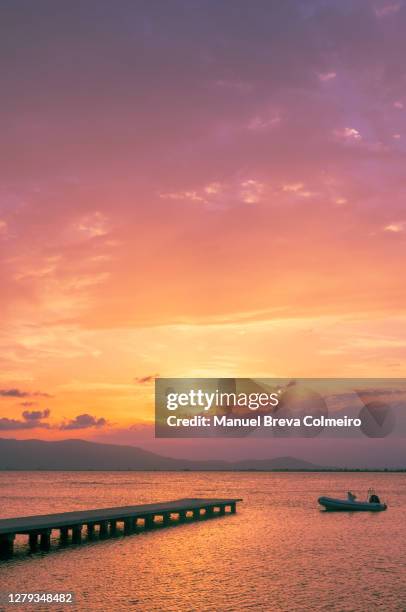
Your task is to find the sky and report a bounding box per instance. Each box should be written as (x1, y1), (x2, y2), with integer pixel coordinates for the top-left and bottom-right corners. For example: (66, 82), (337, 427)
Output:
(0, 0), (405, 465)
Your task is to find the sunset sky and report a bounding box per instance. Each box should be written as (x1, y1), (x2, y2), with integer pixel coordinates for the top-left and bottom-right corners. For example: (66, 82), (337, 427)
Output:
(0, 1), (405, 461)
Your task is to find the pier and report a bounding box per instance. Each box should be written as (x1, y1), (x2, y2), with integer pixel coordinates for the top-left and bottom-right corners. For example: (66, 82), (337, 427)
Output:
(0, 497), (242, 558)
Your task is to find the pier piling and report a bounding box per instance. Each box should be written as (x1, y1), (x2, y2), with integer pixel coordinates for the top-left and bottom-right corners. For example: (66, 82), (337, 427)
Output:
(109, 520), (117, 536)
(145, 515), (155, 529)
(60, 527), (69, 544)
(72, 525), (82, 544)
(99, 521), (109, 538)
(40, 530), (51, 551)
(29, 532), (38, 551)
(0, 534), (15, 557)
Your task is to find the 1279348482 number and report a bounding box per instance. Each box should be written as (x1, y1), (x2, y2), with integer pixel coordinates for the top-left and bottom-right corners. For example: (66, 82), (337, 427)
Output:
(1, 592), (74, 605)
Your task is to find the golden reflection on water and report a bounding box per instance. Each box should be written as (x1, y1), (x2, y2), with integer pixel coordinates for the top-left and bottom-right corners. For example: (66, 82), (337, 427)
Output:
(1, 472), (405, 611)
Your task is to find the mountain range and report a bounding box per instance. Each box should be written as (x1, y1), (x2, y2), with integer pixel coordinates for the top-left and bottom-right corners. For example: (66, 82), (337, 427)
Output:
(0, 438), (326, 471)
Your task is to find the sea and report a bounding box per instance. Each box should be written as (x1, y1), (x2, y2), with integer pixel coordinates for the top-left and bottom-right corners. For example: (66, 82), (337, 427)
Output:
(0, 471), (405, 611)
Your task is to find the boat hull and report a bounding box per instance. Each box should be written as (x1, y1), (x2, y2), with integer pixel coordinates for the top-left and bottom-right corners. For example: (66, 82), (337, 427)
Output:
(318, 496), (387, 512)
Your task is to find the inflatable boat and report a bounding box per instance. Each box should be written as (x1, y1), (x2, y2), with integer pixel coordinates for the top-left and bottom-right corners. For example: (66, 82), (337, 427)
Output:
(318, 496), (387, 512)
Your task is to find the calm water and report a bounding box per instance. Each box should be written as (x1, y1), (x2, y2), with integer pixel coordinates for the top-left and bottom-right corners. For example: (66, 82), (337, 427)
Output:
(0, 472), (405, 611)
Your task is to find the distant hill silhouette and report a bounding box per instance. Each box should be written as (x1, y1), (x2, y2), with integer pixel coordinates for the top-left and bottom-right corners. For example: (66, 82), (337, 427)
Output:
(0, 438), (327, 471)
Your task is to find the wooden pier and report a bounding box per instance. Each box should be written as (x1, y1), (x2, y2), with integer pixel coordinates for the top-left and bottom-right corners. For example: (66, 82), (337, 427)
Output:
(0, 497), (242, 558)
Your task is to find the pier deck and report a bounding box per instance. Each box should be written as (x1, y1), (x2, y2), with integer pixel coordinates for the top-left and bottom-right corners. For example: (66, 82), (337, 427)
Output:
(0, 497), (242, 557)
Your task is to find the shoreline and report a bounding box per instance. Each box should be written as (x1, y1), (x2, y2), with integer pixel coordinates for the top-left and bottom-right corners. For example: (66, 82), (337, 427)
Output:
(0, 468), (405, 473)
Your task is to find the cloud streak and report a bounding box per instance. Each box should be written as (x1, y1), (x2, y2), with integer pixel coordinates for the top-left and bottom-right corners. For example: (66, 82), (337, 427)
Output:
(0, 409), (50, 430)
(135, 374), (160, 385)
(60, 414), (107, 430)
(0, 389), (51, 398)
